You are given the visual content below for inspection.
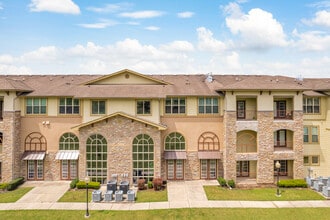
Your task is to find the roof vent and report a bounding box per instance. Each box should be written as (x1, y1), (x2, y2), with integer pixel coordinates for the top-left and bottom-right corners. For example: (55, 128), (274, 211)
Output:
(206, 72), (213, 83)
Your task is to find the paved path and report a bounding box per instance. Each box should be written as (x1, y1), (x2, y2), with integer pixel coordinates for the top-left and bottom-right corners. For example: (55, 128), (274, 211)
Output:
(1, 180), (330, 210)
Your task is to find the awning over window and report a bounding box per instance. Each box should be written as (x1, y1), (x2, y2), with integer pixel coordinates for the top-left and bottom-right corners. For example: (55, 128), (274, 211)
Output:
(198, 151), (222, 159)
(55, 150), (79, 160)
(22, 151), (46, 160)
(164, 151), (187, 160)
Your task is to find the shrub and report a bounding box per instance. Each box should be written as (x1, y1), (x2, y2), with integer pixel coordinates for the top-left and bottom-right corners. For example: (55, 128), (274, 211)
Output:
(227, 179), (236, 188)
(0, 183), (9, 191)
(278, 179), (307, 188)
(7, 177), (25, 191)
(137, 179), (146, 190)
(217, 177), (227, 187)
(70, 178), (79, 189)
(147, 181), (153, 189)
(76, 181), (100, 189)
(153, 178), (163, 191)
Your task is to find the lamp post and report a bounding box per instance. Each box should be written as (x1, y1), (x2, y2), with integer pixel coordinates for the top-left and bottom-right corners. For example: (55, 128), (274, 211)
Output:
(275, 161), (281, 197)
(85, 175), (90, 218)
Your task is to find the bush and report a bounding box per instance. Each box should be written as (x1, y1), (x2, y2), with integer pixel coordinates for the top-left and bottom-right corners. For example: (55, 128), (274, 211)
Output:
(278, 179), (307, 188)
(7, 177), (25, 191)
(153, 178), (163, 191)
(147, 181), (153, 189)
(0, 183), (9, 191)
(70, 178), (79, 189)
(137, 179), (146, 190)
(76, 181), (100, 189)
(217, 177), (227, 187)
(227, 179), (236, 188)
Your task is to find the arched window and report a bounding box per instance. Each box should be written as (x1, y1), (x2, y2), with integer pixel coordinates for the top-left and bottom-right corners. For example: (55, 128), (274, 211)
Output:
(198, 132), (220, 151)
(86, 134), (107, 184)
(132, 134), (154, 184)
(59, 132), (79, 150)
(165, 132), (185, 151)
(25, 132), (47, 151)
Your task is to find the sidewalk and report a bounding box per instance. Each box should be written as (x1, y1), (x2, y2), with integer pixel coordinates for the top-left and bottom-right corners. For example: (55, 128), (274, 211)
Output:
(0, 180), (330, 210)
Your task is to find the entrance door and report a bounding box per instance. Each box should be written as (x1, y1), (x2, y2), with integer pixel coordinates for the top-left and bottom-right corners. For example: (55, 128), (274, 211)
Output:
(201, 159), (217, 179)
(61, 160), (78, 180)
(236, 161), (249, 177)
(237, 101), (246, 119)
(167, 159), (184, 180)
(27, 160), (44, 180)
(274, 101), (286, 118)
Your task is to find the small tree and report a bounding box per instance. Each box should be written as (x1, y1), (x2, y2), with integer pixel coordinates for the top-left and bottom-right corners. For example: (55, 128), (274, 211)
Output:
(153, 177), (163, 191)
(137, 179), (146, 190)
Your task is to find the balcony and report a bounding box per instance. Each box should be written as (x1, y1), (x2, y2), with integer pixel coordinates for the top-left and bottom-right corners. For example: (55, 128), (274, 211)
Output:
(237, 130), (257, 153)
(274, 98), (294, 120)
(236, 98), (257, 120)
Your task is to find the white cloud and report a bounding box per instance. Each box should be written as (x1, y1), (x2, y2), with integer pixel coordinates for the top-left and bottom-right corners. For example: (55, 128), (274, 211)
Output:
(145, 26), (160, 31)
(197, 27), (226, 52)
(160, 41), (194, 52)
(0, 55), (14, 64)
(78, 19), (117, 29)
(302, 10), (330, 27)
(29, 0), (80, 14)
(87, 3), (133, 13)
(119, 10), (164, 19)
(224, 3), (288, 49)
(292, 29), (330, 51)
(177, 11), (194, 18)
(21, 46), (60, 61)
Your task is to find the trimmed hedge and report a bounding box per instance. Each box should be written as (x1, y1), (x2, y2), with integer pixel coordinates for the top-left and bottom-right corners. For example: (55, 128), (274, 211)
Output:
(217, 177), (227, 187)
(7, 177), (25, 191)
(76, 181), (100, 189)
(278, 179), (307, 188)
(227, 179), (236, 188)
(0, 183), (9, 190)
(70, 178), (79, 189)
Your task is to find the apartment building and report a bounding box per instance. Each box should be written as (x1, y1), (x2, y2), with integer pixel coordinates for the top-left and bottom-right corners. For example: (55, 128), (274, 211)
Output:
(0, 69), (329, 186)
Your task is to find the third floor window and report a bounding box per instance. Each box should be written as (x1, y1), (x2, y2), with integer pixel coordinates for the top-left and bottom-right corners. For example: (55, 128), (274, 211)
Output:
(303, 97), (320, 114)
(26, 98), (47, 114)
(91, 100), (106, 115)
(198, 97), (219, 114)
(165, 97), (186, 114)
(59, 98), (80, 114)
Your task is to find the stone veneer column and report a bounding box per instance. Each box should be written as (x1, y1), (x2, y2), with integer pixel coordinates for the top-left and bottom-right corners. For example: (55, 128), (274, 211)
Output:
(223, 111), (237, 181)
(257, 111), (274, 184)
(293, 111), (304, 179)
(1, 111), (21, 182)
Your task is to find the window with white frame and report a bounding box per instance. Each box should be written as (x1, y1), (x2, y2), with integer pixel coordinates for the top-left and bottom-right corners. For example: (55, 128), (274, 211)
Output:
(165, 97), (186, 114)
(198, 97), (219, 114)
(91, 100), (106, 115)
(26, 98), (47, 114)
(59, 98), (80, 114)
(303, 97), (320, 114)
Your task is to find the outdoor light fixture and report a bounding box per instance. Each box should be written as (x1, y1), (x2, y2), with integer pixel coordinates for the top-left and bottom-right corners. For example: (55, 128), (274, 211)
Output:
(85, 174), (90, 218)
(275, 161), (281, 197)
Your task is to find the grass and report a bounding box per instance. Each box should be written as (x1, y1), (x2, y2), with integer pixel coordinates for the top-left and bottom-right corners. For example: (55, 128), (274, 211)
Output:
(0, 187), (33, 203)
(204, 186), (325, 201)
(58, 189), (93, 202)
(135, 188), (167, 202)
(1, 208), (330, 220)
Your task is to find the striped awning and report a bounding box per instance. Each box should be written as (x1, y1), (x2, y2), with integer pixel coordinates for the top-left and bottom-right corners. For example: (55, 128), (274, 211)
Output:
(164, 151), (187, 160)
(55, 150), (79, 160)
(198, 151), (222, 159)
(22, 151), (46, 160)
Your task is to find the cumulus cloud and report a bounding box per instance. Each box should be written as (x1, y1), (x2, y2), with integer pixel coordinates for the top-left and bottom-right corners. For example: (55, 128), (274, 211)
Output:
(160, 41), (194, 52)
(119, 10), (164, 19)
(177, 11), (194, 18)
(197, 27), (226, 52)
(292, 29), (330, 51)
(21, 46), (60, 61)
(29, 0), (80, 14)
(224, 2), (288, 49)
(302, 10), (330, 27)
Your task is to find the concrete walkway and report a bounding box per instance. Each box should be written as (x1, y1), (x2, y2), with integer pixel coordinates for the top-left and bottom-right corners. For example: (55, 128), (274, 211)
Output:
(1, 180), (330, 210)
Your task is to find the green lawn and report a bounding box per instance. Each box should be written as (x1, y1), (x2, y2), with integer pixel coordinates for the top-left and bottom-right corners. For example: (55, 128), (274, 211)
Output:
(204, 186), (325, 201)
(1, 208), (330, 220)
(0, 187), (33, 203)
(135, 188), (167, 202)
(58, 189), (93, 202)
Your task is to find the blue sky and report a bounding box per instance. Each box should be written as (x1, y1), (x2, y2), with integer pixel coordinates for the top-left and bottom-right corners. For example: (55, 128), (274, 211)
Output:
(0, 0), (329, 77)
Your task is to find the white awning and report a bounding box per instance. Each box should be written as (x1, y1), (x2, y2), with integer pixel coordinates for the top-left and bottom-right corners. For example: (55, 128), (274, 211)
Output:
(55, 150), (79, 160)
(22, 151), (46, 160)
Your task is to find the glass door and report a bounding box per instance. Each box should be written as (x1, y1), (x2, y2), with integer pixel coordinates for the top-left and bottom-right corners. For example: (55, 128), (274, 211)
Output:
(237, 101), (246, 119)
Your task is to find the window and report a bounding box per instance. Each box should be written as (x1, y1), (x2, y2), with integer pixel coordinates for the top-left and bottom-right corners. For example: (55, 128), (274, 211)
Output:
(274, 160), (288, 176)
(26, 98), (47, 114)
(137, 100), (151, 115)
(165, 97), (186, 114)
(0, 132), (2, 153)
(303, 97), (320, 114)
(0, 99), (3, 120)
(25, 132), (47, 151)
(198, 97), (219, 114)
(86, 134), (107, 184)
(304, 155), (320, 166)
(304, 126), (319, 144)
(274, 130), (286, 147)
(132, 134), (154, 184)
(198, 132), (220, 151)
(91, 100), (106, 115)
(59, 98), (80, 114)
(165, 132), (185, 151)
(59, 133), (79, 150)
